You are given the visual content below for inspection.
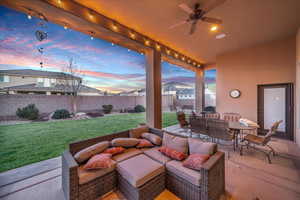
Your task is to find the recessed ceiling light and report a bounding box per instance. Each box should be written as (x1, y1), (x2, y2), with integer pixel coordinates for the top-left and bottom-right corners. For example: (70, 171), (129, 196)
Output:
(210, 25), (218, 32)
(216, 33), (226, 39)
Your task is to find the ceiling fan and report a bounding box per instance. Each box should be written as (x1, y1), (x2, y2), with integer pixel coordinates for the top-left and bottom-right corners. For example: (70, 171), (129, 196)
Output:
(170, 0), (226, 35)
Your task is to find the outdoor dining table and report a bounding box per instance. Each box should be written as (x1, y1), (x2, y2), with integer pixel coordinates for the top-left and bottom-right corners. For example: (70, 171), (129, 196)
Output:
(228, 121), (258, 149)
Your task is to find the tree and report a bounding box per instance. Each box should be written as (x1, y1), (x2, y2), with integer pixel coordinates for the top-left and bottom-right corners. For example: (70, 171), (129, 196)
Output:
(62, 58), (83, 113)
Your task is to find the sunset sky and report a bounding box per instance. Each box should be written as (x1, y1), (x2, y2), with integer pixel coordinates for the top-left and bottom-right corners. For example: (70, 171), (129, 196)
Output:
(0, 6), (214, 93)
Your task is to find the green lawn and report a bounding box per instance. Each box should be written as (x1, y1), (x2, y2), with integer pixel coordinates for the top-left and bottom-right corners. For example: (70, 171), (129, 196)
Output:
(0, 112), (177, 172)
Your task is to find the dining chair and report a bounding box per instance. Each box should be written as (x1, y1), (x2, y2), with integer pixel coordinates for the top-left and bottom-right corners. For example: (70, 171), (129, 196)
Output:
(190, 116), (209, 139)
(222, 112), (241, 122)
(239, 120), (283, 164)
(176, 111), (190, 135)
(204, 112), (220, 120)
(207, 119), (235, 156)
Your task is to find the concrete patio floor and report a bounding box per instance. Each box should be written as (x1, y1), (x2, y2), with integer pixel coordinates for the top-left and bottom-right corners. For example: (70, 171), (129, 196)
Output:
(1, 124), (300, 200)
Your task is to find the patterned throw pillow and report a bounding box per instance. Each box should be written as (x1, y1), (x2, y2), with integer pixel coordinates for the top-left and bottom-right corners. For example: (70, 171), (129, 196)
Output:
(136, 139), (154, 148)
(158, 146), (187, 161)
(83, 153), (114, 170)
(182, 154), (210, 171)
(103, 147), (125, 155)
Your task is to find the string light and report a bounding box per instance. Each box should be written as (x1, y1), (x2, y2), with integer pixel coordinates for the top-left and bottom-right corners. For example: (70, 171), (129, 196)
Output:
(145, 40), (150, 46)
(111, 43), (114, 46)
(27, 15), (32, 20)
(90, 36), (94, 40)
(129, 32), (136, 39)
(197, 64), (201, 67)
(156, 44), (161, 50)
(64, 26), (68, 30)
(174, 53), (178, 58)
(188, 59), (191, 63)
(182, 57), (185, 61)
(166, 49), (170, 55)
(128, 49), (131, 52)
(112, 24), (118, 31)
(57, 0), (62, 4)
(140, 52), (144, 55)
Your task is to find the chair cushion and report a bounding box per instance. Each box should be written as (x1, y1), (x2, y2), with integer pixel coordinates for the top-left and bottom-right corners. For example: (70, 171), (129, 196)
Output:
(143, 147), (171, 165)
(188, 138), (217, 155)
(182, 154), (210, 171)
(111, 138), (140, 148)
(130, 126), (149, 138)
(158, 146), (187, 161)
(166, 160), (201, 186)
(78, 160), (117, 185)
(74, 141), (110, 163)
(162, 132), (188, 154)
(112, 148), (143, 162)
(136, 139), (154, 148)
(103, 147), (125, 155)
(83, 153), (114, 170)
(117, 154), (165, 187)
(142, 132), (162, 145)
(244, 134), (264, 144)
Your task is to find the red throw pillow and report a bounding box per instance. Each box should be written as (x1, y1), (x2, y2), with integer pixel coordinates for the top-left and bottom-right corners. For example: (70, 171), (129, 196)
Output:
(83, 153), (114, 170)
(103, 147), (125, 155)
(136, 139), (154, 148)
(182, 154), (210, 171)
(158, 146), (187, 161)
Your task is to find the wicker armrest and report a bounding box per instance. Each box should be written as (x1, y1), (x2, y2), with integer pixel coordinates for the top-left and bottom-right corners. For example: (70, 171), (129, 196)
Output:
(200, 151), (225, 200)
(201, 151), (224, 171)
(62, 150), (79, 200)
(149, 127), (164, 138)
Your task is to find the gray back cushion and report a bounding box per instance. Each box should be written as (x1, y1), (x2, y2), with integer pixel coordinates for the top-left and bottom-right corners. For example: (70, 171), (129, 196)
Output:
(188, 138), (217, 155)
(74, 141), (110, 163)
(162, 132), (188, 154)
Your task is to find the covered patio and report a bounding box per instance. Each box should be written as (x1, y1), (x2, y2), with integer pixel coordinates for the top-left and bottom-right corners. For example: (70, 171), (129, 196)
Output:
(1, 0), (300, 200)
(1, 125), (300, 200)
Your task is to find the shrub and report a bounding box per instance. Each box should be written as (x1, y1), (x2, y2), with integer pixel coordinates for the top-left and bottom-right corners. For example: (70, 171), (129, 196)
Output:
(52, 109), (70, 119)
(16, 104), (39, 120)
(102, 104), (113, 114)
(134, 105), (145, 113)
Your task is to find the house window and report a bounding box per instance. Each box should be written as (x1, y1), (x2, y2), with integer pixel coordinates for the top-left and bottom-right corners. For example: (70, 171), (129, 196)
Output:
(0, 75), (10, 82)
(37, 78), (44, 87)
(50, 79), (56, 87)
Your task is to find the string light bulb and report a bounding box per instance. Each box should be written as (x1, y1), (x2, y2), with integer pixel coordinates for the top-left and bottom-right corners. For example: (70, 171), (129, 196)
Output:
(210, 25), (218, 32)
(64, 26), (68, 30)
(128, 49), (131, 52)
(166, 49), (170, 55)
(145, 40), (150, 46)
(156, 44), (161, 50)
(112, 24), (118, 31)
(27, 15), (32, 20)
(57, 0), (62, 4)
(174, 53), (178, 58)
(111, 43), (114, 46)
(90, 36), (94, 40)
(129, 32), (136, 39)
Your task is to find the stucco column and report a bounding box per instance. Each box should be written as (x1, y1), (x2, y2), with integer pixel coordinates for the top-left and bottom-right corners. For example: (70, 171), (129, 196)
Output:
(195, 68), (204, 114)
(296, 27), (300, 146)
(146, 50), (162, 129)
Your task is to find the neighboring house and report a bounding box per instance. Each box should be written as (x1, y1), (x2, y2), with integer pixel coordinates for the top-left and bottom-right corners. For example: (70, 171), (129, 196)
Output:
(0, 69), (103, 96)
(176, 88), (195, 100)
(119, 88), (146, 96)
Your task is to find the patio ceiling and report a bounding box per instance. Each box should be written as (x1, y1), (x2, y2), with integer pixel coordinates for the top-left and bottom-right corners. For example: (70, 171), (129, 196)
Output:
(74, 0), (300, 64)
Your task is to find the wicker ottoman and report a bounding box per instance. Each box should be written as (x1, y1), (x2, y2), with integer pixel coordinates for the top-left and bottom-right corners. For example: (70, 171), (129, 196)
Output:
(117, 154), (165, 200)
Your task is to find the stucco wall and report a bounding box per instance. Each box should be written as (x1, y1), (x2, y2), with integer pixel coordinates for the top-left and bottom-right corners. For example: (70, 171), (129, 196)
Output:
(215, 36), (296, 122)
(296, 28), (300, 146)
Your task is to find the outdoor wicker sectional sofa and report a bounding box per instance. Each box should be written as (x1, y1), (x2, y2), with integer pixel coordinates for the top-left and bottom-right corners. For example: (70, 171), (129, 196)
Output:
(62, 127), (225, 200)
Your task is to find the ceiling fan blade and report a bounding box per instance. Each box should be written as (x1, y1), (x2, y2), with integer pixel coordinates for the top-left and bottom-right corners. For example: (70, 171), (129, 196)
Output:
(201, 17), (222, 24)
(169, 20), (188, 29)
(201, 0), (226, 13)
(189, 20), (198, 35)
(179, 3), (194, 14)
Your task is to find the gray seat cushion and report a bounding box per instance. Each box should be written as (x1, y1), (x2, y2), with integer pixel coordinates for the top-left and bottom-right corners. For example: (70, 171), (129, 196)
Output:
(143, 147), (171, 165)
(77, 160), (117, 185)
(117, 154), (165, 187)
(112, 148), (142, 162)
(166, 160), (201, 186)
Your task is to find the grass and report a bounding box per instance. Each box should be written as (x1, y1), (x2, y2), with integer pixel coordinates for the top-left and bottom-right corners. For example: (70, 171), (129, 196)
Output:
(0, 112), (177, 173)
